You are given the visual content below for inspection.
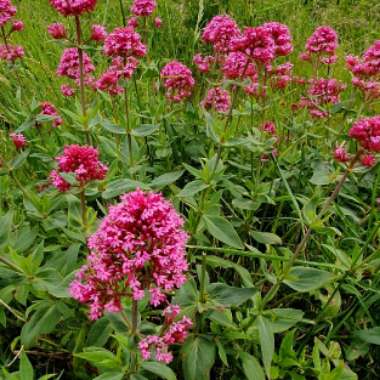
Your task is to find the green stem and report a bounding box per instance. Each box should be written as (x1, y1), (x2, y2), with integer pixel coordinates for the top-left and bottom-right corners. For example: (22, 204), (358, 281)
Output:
(74, 16), (90, 144)
(79, 187), (87, 229)
(200, 253), (207, 304)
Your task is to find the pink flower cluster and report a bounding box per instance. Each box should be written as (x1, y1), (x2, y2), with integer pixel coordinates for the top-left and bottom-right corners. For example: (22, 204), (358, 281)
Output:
(139, 312), (192, 364)
(50, 145), (107, 192)
(202, 15), (240, 54)
(160, 60), (195, 102)
(0, 0), (16, 27)
(10, 132), (27, 150)
(346, 40), (380, 99)
(69, 189), (189, 319)
(103, 27), (147, 58)
(202, 87), (231, 113)
(96, 56), (138, 96)
(131, 0), (157, 17)
(193, 54), (214, 73)
(57, 48), (95, 82)
(49, 0), (97, 17)
(61, 84), (75, 97)
(349, 116), (380, 153)
(222, 52), (256, 79)
(263, 21), (293, 57)
(40, 101), (63, 128)
(90, 24), (107, 42)
(300, 26), (338, 65)
(294, 78), (345, 118)
(48, 23), (67, 39)
(0, 44), (24, 61)
(267, 62), (293, 89)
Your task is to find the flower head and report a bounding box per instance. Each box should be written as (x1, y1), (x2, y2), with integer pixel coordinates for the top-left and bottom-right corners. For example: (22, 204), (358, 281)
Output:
(202, 87), (231, 114)
(48, 23), (67, 39)
(202, 15), (240, 53)
(40, 101), (63, 128)
(154, 17), (162, 28)
(361, 154), (376, 167)
(0, 0), (16, 27)
(57, 48), (95, 80)
(160, 60), (195, 102)
(70, 189), (188, 319)
(193, 54), (214, 73)
(349, 116), (380, 152)
(51, 145), (107, 192)
(334, 146), (350, 163)
(50, 170), (71, 192)
(0, 44), (24, 61)
(222, 51), (256, 79)
(262, 21), (293, 57)
(131, 0), (157, 17)
(11, 20), (23, 32)
(61, 84), (75, 97)
(91, 24), (107, 42)
(49, 0), (97, 16)
(10, 132), (26, 150)
(104, 27), (146, 58)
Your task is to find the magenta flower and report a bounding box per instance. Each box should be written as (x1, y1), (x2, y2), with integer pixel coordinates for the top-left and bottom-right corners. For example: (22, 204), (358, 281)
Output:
(61, 84), (75, 97)
(69, 189), (189, 320)
(300, 26), (338, 65)
(139, 316), (192, 363)
(40, 102), (63, 128)
(349, 116), (380, 153)
(131, 0), (157, 17)
(50, 170), (71, 192)
(90, 24), (107, 42)
(202, 87), (231, 114)
(103, 27), (147, 58)
(230, 26), (276, 64)
(11, 19), (23, 31)
(96, 57), (139, 96)
(361, 154), (376, 167)
(50, 145), (107, 192)
(10, 132), (26, 150)
(267, 62), (293, 89)
(154, 17), (162, 28)
(49, 0), (97, 17)
(261, 121), (276, 135)
(193, 53), (214, 73)
(222, 51), (256, 79)
(202, 15), (240, 53)
(0, 44), (24, 61)
(160, 60), (195, 102)
(0, 0), (16, 27)
(47, 23), (67, 39)
(262, 22), (293, 57)
(334, 146), (350, 163)
(57, 47), (95, 80)
(127, 16), (139, 29)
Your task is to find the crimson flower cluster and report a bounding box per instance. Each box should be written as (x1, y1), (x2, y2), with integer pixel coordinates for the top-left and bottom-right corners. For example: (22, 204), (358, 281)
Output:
(346, 40), (380, 99)
(50, 145), (108, 192)
(0, 0), (24, 62)
(49, 0), (97, 17)
(131, 0), (157, 17)
(40, 101), (63, 128)
(202, 87), (231, 113)
(69, 189), (189, 319)
(160, 61), (195, 102)
(10, 132), (27, 150)
(300, 26), (338, 65)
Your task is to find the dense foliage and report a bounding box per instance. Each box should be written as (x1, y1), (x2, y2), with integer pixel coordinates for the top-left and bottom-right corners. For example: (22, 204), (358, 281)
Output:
(0, 0), (379, 379)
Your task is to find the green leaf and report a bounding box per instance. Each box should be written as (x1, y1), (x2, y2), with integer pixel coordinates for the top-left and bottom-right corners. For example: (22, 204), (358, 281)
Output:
(251, 231), (282, 245)
(102, 179), (148, 199)
(141, 361), (176, 380)
(20, 352), (34, 380)
(9, 149), (30, 171)
(150, 171), (184, 189)
(205, 256), (253, 287)
(132, 124), (159, 137)
(178, 180), (209, 198)
(75, 348), (120, 369)
(207, 283), (255, 307)
(240, 352), (265, 380)
(203, 215), (243, 249)
(21, 304), (61, 348)
(101, 119), (126, 134)
(266, 308), (304, 333)
(355, 327), (380, 345)
(257, 316), (274, 379)
(92, 372), (124, 380)
(181, 336), (215, 380)
(284, 267), (334, 292)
